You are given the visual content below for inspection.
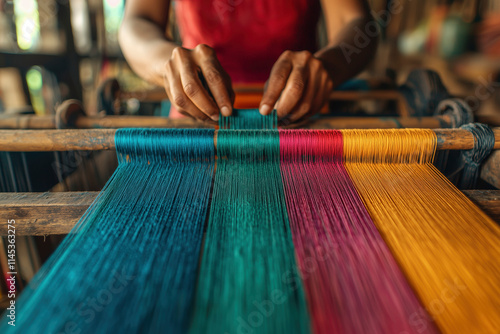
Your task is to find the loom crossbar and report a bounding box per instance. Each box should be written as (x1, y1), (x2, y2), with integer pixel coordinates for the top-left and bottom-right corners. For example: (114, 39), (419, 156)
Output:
(0, 128), (499, 151)
(0, 114), (458, 129)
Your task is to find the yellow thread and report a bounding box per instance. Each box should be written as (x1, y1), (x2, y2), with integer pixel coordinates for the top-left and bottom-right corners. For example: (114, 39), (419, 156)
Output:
(342, 129), (500, 334)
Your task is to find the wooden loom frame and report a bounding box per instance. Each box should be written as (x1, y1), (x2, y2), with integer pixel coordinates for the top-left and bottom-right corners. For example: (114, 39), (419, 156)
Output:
(0, 113), (457, 130)
(0, 127), (499, 236)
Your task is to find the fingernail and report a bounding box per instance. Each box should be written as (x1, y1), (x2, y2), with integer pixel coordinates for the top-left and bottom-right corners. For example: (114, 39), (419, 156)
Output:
(260, 104), (272, 115)
(221, 106), (231, 117)
(211, 114), (219, 121)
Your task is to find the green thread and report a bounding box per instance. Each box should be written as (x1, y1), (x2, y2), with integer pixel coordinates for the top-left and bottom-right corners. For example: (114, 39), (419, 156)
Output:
(219, 109), (278, 129)
(191, 125), (310, 333)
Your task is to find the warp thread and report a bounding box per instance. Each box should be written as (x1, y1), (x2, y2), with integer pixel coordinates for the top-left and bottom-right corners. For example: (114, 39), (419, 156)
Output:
(343, 129), (500, 334)
(219, 108), (278, 129)
(190, 129), (310, 334)
(191, 112), (309, 333)
(279, 129), (438, 334)
(3, 114), (499, 334)
(1, 129), (215, 334)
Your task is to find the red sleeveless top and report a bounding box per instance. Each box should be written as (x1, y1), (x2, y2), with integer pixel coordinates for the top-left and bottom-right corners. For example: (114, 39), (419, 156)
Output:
(174, 0), (321, 84)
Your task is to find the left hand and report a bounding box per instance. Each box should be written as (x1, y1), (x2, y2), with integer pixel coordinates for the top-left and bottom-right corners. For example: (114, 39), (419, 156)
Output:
(259, 50), (333, 123)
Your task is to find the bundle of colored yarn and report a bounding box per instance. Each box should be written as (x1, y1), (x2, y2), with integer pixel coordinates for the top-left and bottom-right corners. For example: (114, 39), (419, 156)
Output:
(190, 129), (310, 334)
(343, 129), (500, 334)
(279, 129), (438, 334)
(2, 110), (499, 334)
(2, 129), (216, 333)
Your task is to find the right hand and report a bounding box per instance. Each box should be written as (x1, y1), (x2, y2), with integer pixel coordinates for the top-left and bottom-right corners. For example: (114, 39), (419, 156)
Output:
(163, 44), (234, 122)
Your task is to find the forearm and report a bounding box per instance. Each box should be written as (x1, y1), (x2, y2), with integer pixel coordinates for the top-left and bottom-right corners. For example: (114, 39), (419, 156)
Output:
(118, 17), (179, 86)
(315, 17), (378, 88)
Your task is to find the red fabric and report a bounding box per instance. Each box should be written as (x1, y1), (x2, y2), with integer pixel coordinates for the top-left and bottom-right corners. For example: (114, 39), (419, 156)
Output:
(174, 0), (321, 84)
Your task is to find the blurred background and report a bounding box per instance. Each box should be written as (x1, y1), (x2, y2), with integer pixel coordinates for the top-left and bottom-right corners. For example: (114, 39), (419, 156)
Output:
(1, 0), (500, 310)
(0, 0), (499, 118)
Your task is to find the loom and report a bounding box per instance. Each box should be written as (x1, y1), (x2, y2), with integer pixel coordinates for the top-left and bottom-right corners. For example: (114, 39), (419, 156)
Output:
(0, 107), (499, 334)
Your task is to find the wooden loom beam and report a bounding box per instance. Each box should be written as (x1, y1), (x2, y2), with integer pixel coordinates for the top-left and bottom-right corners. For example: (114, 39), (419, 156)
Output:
(0, 113), (458, 130)
(2, 114), (500, 130)
(1, 190), (498, 236)
(0, 128), (499, 152)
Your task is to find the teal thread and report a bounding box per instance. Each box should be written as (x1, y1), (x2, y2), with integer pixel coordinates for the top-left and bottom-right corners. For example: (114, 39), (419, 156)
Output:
(1, 129), (215, 334)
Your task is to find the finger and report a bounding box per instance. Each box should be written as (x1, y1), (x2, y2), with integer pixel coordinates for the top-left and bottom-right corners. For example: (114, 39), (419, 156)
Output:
(199, 61), (234, 117)
(192, 44), (234, 117)
(312, 73), (330, 113)
(298, 76), (333, 123)
(259, 53), (293, 115)
(317, 77), (333, 114)
(165, 67), (210, 122)
(287, 71), (319, 122)
(296, 60), (332, 121)
(178, 59), (219, 121)
(229, 84), (236, 105)
(275, 52), (313, 118)
(276, 65), (309, 118)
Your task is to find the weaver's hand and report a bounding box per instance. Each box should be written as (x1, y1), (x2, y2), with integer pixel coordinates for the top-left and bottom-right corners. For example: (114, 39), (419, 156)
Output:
(163, 44), (234, 121)
(259, 50), (333, 123)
